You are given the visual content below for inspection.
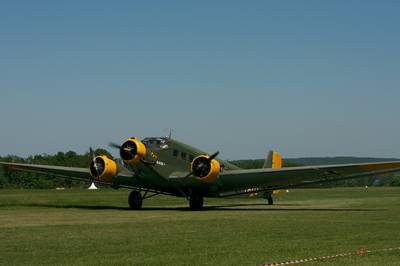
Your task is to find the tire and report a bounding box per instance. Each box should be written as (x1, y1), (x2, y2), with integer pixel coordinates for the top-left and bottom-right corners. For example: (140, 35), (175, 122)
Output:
(128, 191), (143, 210)
(189, 194), (204, 211)
(263, 190), (274, 205)
(267, 196), (274, 205)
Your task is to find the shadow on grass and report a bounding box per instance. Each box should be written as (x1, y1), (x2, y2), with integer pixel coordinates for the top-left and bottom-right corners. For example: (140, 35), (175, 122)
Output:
(13, 203), (131, 210)
(5, 202), (384, 212)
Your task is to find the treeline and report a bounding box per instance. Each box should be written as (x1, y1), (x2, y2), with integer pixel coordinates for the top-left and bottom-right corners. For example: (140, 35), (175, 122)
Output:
(1, 152), (400, 188)
(0, 149), (112, 189)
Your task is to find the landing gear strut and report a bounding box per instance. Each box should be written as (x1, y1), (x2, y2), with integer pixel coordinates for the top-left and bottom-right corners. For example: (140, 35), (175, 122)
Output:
(263, 191), (274, 205)
(189, 193), (204, 210)
(128, 191), (143, 210)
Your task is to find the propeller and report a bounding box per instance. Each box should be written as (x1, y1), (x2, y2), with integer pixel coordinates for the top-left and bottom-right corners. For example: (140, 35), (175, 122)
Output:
(109, 142), (121, 149)
(184, 151), (219, 179)
(208, 151), (220, 161)
(109, 141), (138, 160)
(89, 147), (99, 178)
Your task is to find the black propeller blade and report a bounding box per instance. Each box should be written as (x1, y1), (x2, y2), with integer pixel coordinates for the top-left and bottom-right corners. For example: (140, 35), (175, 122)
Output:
(89, 147), (96, 160)
(109, 141), (137, 153)
(208, 151), (220, 161)
(109, 142), (121, 149)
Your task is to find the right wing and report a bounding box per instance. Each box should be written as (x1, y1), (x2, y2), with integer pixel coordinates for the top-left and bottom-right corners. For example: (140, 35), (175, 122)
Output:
(217, 161), (400, 196)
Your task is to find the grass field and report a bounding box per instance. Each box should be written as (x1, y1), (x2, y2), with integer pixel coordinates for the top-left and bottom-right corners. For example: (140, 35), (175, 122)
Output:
(0, 188), (399, 265)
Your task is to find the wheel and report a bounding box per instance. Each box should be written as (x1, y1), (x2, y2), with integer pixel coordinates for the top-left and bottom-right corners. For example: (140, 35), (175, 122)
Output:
(189, 194), (203, 211)
(267, 196), (274, 205)
(128, 191), (143, 210)
(263, 191), (274, 205)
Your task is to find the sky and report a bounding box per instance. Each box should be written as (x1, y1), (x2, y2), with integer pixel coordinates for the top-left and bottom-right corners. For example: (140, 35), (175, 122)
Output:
(1, 1), (400, 159)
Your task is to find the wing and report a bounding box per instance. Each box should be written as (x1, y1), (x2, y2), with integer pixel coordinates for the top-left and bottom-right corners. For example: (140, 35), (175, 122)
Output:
(217, 161), (400, 196)
(0, 162), (131, 186)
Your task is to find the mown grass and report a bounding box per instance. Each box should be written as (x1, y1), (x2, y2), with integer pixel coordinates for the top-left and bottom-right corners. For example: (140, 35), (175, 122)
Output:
(0, 188), (399, 265)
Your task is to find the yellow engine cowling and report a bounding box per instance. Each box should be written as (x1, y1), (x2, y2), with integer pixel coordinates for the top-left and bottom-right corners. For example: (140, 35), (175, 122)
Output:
(190, 154), (221, 183)
(119, 137), (147, 164)
(89, 155), (117, 182)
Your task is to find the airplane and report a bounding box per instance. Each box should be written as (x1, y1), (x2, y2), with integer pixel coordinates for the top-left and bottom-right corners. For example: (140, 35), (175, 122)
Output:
(1, 135), (400, 210)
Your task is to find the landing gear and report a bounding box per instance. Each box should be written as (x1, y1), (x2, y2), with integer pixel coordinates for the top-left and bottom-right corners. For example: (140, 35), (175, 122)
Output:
(263, 191), (274, 205)
(267, 196), (274, 205)
(189, 193), (204, 210)
(128, 191), (143, 210)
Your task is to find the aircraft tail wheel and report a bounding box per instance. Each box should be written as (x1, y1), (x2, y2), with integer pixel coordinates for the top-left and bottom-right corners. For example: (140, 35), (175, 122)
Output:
(267, 196), (274, 205)
(128, 191), (143, 210)
(189, 194), (204, 211)
(263, 191), (274, 205)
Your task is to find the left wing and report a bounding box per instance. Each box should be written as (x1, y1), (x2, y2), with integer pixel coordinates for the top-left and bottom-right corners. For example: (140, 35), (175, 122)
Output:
(217, 161), (400, 196)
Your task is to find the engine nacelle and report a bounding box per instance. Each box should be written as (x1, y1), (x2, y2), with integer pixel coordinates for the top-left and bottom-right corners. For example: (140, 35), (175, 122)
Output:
(89, 155), (117, 182)
(190, 154), (221, 183)
(119, 137), (147, 164)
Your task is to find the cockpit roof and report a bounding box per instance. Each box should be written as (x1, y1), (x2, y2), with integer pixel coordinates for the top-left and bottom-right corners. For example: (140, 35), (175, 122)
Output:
(142, 137), (169, 149)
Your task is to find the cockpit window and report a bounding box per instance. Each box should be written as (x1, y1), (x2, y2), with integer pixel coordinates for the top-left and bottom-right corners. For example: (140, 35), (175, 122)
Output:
(142, 137), (169, 149)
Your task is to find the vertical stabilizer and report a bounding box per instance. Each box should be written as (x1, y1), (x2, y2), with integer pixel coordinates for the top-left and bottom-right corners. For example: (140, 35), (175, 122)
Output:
(263, 151), (282, 169)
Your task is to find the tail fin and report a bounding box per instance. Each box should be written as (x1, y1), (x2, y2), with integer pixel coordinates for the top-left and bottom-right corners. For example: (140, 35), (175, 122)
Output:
(263, 150), (282, 169)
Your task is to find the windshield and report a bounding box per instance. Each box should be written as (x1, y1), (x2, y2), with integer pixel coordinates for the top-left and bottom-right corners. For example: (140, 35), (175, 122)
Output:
(142, 137), (169, 149)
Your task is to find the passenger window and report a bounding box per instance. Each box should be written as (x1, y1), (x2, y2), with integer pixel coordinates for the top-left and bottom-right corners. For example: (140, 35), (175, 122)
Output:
(173, 150), (178, 157)
(181, 152), (187, 160)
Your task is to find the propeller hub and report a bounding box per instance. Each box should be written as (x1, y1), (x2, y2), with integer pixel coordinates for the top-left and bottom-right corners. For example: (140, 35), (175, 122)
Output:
(89, 157), (105, 178)
(112, 137), (147, 165)
(89, 155), (117, 182)
(120, 140), (138, 161)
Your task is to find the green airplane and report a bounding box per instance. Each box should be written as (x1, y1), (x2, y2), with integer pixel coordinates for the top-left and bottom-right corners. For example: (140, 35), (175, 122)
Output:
(1, 136), (400, 210)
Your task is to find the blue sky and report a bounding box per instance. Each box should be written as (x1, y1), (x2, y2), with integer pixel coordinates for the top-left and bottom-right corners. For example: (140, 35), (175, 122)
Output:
(1, 1), (399, 159)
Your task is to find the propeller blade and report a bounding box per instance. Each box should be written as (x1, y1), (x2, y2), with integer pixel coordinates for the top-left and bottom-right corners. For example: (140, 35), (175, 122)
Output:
(208, 151), (220, 161)
(109, 142), (121, 149)
(89, 147), (96, 160)
(109, 141), (134, 152)
(89, 147), (99, 177)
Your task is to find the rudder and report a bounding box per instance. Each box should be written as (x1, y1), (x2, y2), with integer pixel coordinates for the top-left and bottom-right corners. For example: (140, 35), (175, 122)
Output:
(263, 150), (282, 169)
